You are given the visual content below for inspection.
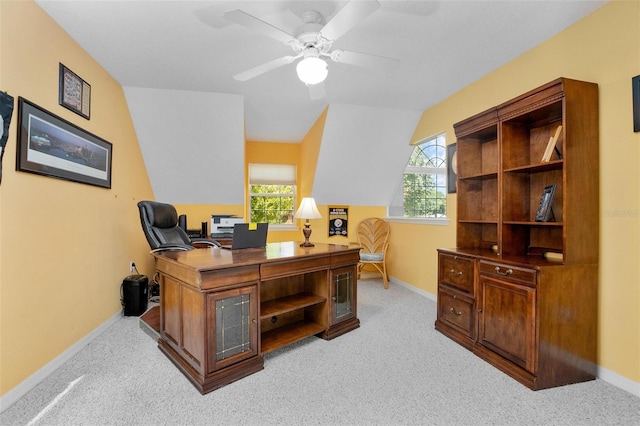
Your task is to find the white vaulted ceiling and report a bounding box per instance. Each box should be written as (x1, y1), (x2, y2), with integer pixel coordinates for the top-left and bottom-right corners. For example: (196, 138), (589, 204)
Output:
(35, 0), (607, 205)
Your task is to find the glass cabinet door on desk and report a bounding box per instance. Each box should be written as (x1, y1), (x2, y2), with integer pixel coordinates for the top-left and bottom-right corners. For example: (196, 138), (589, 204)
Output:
(206, 284), (259, 373)
(330, 266), (357, 325)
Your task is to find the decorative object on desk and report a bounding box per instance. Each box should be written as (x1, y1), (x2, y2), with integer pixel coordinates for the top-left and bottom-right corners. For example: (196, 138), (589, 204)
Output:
(328, 206), (348, 237)
(0, 91), (15, 186)
(535, 184), (557, 222)
(59, 63), (91, 119)
(295, 197), (322, 247)
(447, 143), (457, 193)
(17, 97), (112, 188)
(541, 125), (563, 162)
(633, 75), (640, 132)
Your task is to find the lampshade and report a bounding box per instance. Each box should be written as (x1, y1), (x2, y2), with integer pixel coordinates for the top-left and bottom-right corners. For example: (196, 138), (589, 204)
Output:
(296, 56), (328, 85)
(294, 197), (322, 220)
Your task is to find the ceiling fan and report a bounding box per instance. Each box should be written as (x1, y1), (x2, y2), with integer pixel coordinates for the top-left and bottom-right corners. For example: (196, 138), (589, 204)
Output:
(224, 0), (398, 98)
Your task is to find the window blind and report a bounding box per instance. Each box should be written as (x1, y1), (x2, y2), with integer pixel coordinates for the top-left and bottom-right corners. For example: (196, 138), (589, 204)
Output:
(249, 164), (296, 185)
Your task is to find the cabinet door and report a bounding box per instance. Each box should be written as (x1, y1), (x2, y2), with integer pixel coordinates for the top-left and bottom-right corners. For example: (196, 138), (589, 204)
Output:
(329, 266), (357, 325)
(478, 275), (537, 373)
(206, 284), (259, 373)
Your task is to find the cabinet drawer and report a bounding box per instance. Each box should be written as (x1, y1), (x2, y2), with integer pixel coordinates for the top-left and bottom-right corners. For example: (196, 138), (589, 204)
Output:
(479, 261), (537, 286)
(439, 253), (474, 293)
(438, 286), (475, 338)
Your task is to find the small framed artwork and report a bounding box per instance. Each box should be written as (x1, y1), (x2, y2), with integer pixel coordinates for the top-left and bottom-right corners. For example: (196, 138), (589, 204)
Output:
(59, 63), (91, 119)
(633, 75), (640, 132)
(535, 184), (557, 222)
(447, 143), (457, 194)
(17, 97), (112, 188)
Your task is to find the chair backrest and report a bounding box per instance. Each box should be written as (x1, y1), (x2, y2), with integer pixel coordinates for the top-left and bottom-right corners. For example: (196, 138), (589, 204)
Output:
(357, 218), (390, 254)
(137, 200), (192, 250)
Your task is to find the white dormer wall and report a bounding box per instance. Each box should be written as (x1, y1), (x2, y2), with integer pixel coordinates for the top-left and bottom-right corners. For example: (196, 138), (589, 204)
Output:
(124, 87), (245, 204)
(312, 103), (422, 206)
(125, 89), (421, 207)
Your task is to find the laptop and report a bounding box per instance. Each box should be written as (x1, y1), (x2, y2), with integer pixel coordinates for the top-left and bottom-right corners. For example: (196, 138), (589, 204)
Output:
(220, 223), (268, 250)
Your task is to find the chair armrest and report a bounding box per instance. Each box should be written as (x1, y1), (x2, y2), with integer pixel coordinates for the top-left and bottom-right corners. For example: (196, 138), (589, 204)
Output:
(150, 243), (194, 253)
(191, 238), (222, 248)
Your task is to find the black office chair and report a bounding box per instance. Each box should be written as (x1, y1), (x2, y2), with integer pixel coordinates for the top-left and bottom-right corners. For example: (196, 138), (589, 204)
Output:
(137, 200), (220, 252)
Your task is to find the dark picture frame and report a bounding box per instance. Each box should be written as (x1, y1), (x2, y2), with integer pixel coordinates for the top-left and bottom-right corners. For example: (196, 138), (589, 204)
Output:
(447, 143), (457, 194)
(17, 97), (112, 188)
(535, 184), (557, 222)
(633, 75), (640, 133)
(59, 63), (91, 120)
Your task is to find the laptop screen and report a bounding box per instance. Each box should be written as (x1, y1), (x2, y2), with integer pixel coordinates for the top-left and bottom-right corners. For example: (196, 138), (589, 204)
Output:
(221, 223), (268, 249)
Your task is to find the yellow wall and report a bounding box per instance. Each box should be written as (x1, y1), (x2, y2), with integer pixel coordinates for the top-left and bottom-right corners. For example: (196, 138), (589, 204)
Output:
(1, 0), (638, 400)
(0, 1), (155, 395)
(299, 107), (327, 198)
(405, 0), (640, 383)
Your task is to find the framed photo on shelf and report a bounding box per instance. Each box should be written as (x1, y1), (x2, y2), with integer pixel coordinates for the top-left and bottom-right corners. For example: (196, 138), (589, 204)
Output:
(447, 143), (457, 194)
(59, 63), (91, 119)
(17, 97), (112, 188)
(535, 184), (557, 222)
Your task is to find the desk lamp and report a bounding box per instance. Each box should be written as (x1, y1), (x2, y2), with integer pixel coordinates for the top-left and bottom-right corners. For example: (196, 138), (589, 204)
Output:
(294, 197), (322, 247)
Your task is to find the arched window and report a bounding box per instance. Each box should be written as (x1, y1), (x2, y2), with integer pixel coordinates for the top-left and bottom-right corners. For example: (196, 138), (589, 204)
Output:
(389, 134), (447, 218)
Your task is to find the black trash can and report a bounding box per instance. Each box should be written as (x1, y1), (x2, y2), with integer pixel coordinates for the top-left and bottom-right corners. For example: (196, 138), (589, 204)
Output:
(121, 274), (148, 316)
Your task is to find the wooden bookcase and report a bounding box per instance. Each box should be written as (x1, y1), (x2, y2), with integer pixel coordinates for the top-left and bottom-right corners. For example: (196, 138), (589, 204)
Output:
(436, 78), (599, 390)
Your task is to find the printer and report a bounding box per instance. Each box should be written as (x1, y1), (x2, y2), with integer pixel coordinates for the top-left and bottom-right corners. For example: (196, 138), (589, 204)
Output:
(211, 215), (244, 237)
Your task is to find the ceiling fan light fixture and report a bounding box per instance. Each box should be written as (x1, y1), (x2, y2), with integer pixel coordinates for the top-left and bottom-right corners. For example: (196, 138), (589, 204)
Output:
(296, 56), (328, 85)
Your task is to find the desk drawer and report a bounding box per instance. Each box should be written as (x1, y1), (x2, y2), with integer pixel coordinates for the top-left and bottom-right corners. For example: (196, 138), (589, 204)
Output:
(438, 286), (475, 338)
(479, 261), (537, 286)
(261, 256), (330, 280)
(439, 253), (475, 294)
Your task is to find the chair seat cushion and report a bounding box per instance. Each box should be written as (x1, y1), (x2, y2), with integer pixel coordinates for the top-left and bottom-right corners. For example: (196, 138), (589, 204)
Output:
(360, 252), (384, 261)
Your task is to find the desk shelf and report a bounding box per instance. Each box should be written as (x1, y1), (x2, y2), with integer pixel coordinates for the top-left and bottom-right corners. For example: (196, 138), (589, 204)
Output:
(261, 320), (326, 353)
(260, 292), (326, 319)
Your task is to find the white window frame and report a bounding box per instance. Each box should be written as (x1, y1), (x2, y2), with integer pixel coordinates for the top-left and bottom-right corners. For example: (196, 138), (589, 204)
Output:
(387, 133), (449, 225)
(248, 163), (297, 230)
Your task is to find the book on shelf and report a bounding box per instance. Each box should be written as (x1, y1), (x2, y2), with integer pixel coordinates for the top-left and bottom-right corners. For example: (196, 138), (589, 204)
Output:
(541, 125), (563, 163)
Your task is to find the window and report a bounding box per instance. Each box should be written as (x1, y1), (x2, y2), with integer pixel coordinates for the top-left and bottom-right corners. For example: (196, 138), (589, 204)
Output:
(389, 134), (448, 218)
(249, 164), (296, 225)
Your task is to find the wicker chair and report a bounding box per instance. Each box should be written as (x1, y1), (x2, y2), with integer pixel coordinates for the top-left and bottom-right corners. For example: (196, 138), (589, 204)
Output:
(356, 218), (390, 288)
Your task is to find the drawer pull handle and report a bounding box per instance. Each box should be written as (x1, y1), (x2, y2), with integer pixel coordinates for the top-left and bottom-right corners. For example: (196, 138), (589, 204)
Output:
(449, 269), (463, 277)
(449, 307), (462, 316)
(494, 266), (513, 276)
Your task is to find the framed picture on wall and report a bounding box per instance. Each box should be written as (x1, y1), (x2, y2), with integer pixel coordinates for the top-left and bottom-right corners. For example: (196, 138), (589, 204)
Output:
(447, 143), (457, 194)
(16, 97), (112, 188)
(633, 75), (640, 132)
(59, 63), (91, 120)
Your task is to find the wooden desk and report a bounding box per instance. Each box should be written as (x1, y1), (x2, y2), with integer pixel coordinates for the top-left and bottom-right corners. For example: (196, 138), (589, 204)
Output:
(152, 242), (360, 394)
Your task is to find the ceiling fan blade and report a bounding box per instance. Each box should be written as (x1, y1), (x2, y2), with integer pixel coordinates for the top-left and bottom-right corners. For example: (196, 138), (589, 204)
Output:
(308, 82), (326, 100)
(233, 56), (297, 81)
(330, 50), (399, 72)
(224, 9), (298, 46)
(320, 0), (380, 42)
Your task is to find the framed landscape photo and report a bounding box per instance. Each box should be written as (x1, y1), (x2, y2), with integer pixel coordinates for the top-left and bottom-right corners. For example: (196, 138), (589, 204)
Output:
(59, 63), (91, 119)
(17, 97), (112, 188)
(535, 184), (557, 222)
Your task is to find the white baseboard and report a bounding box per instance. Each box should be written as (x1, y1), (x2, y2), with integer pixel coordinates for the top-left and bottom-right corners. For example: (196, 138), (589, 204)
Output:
(389, 275), (437, 302)
(0, 310), (122, 413)
(597, 365), (640, 397)
(389, 275), (640, 399)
